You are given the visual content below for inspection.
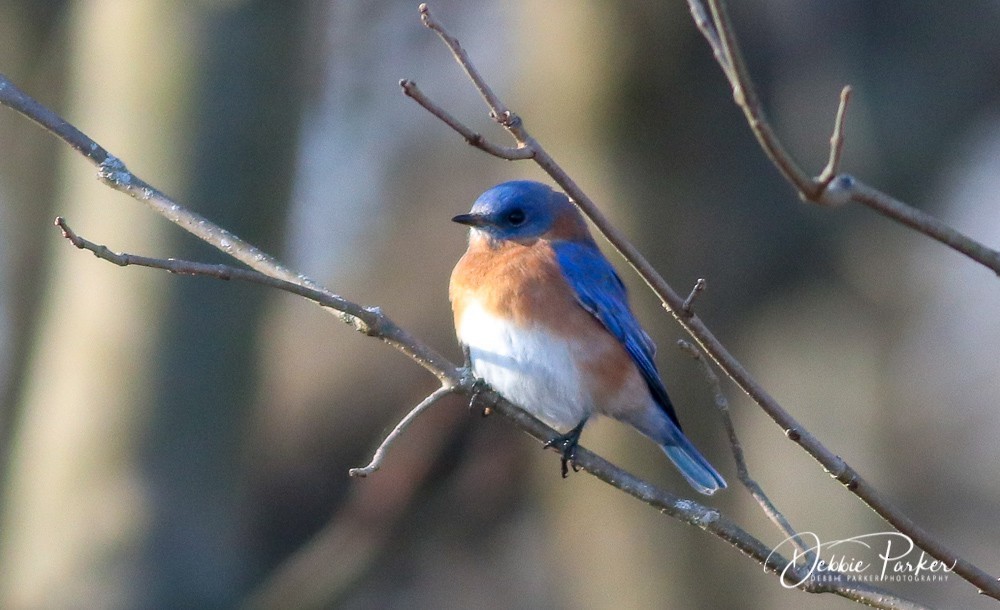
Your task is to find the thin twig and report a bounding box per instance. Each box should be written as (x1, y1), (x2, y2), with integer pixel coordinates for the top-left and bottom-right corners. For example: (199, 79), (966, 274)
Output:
(59, 215), (470, 478)
(684, 1), (1000, 275)
(54, 216), (457, 385)
(817, 86), (853, 187)
(245, 392), (470, 609)
(399, 79), (532, 159)
(677, 340), (811, 560)
(0, 74), (312, 289)
(349, 385), (457, 477)
(1, 74), (474, 383)
(405, 4), (1000, 601)
(419, 3), (509, 123)
(682, 278), (707, 316)
(684, 0), (733, 81)
(678, 340), (928, 607)
(417, 3), (533, 145)
(847, 179), (1000, 274)
(703, 0), (815, 196)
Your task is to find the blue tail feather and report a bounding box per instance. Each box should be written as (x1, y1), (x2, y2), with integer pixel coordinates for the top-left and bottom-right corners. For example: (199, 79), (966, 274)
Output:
(659, 423), (727, 495)
(662, 443), (727, 495)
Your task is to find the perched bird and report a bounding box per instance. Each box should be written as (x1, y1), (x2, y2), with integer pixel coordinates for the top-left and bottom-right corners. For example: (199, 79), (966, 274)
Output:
(449, 180), (726, 495)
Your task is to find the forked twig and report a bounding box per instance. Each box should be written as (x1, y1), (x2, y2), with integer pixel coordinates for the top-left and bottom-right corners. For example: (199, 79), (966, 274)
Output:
(686, 0), (1000, 274)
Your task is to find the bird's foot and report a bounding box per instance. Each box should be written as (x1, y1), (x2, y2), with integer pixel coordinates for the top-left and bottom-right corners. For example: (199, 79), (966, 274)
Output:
(543, 419), (587, 478)
(466, 377), (494, 417)
(459, 345), (492, 417)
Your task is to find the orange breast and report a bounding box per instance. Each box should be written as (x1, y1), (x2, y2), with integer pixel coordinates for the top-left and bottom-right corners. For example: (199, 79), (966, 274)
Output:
(450, 236), (575, 331)
(450, 235), (643, 412)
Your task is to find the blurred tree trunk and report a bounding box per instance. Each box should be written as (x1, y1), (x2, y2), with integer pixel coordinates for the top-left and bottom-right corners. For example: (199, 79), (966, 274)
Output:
(0, 1), (69, 502)
(0, 1), (307, 607)
(0, 2), (195, 606)
(136, 1), (307, 607)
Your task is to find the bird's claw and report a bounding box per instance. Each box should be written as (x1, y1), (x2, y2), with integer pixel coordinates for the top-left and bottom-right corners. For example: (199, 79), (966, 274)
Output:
(463, 373), (493, 417)
(544, 420), (587, 478)
(471, 379), (494, 417)
(459, 345), (492, 416)
(544, 438), (579, 478)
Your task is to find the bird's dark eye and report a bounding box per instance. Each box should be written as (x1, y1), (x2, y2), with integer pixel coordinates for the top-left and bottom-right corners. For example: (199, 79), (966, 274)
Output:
(506, 209), (526, 226)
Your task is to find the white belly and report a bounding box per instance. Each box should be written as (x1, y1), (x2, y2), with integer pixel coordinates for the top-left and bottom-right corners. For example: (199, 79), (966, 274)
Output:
(457, 300), (591, 431)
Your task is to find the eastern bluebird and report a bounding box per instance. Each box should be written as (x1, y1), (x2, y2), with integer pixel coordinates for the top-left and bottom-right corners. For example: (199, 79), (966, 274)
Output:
(450, 180), (726, 495)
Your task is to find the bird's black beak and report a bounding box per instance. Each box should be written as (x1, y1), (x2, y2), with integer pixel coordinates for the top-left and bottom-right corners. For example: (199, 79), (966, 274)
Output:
(451, 213), (490, 227)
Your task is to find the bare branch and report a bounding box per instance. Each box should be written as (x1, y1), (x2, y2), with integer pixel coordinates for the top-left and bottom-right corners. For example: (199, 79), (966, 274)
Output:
(703, 0), (815, 195)
(404, 4), (1000, 600)
(679, 343), (932, 609)
(400, 79), (532, 159)
(817, 86), (853, 187)
(682, 278), (707, 316)
(0, 73), (314, 289)
(684, 0), (733, 81)
(683, 2), (1000, 275)
(845, 178), (1000, 274)
(245, 394), (470, 610)
(53, 216), (457, 385)
(52, 215), (911, 607)
(418, 3), (518, 132)
(349, 385), (457, 477)
(677, 340), (810, 559)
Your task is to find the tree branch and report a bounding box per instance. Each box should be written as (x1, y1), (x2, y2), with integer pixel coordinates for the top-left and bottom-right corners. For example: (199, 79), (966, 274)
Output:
(678, 339), (811, 561)
(51, 213), (455, 386)
(404, 4), (1000, 601)
(681, 341), (914, 608)
(1, 74), (314, 289)
(52, 215), (916, 608)
(685, 0), (1000, 275)
(348, 385), (457, 477)
(817, 85), (852, 187)
(399, 79), (532, 159)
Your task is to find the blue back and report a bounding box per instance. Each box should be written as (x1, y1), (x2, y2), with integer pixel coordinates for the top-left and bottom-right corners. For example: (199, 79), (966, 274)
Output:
(553, 241), (682, 428)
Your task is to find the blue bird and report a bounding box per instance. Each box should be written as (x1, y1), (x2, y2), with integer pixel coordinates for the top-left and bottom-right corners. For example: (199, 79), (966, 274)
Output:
(450, 180), (726, 495)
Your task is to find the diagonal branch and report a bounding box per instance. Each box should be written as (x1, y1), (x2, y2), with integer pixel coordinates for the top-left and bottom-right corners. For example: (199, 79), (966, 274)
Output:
(419, 3), (511, 125)
(700, 0), (814, 196)
(399, 79), (532, 159)
(1, 74), (314, 289)
(678, 339), (811, 563)
(418, 3), (536, 147)
(403, 4), (1000, 601)
(686, 0), (1000, 275)
(0, 72), (469, 384)
(678, 341), (931, 606)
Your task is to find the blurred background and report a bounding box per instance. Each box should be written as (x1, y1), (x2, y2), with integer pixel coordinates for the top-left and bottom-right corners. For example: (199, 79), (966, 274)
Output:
(1, 1), (999, 608)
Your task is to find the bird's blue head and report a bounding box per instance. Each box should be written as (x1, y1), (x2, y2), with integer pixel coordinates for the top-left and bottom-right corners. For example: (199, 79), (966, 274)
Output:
(453, 180), (586, 243)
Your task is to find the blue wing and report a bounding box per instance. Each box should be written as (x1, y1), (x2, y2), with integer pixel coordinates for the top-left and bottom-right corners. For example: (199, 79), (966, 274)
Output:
(553, 241), (681, 429)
